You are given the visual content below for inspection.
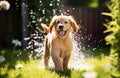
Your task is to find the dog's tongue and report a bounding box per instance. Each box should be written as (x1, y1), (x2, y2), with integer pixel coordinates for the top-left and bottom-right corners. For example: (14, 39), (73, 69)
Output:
(59, 31), (65, 37)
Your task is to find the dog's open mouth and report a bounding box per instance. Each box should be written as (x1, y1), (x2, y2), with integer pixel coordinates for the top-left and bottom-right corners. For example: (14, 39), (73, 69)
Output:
(58, 30), (68, 37)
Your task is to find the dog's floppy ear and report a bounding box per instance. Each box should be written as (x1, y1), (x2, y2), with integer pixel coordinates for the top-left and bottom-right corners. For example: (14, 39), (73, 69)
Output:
(49, 16), (58, 32)
(69, 16), (79, 32)
(41, 16), (58, 33)
(41, 23), (49, 33)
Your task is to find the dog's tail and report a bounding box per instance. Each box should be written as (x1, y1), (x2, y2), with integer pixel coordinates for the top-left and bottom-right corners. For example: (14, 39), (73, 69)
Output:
(41, 23), (49, 33)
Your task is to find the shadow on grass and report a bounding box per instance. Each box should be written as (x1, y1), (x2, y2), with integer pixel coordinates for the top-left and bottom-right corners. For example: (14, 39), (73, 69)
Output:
(49, 68), (85, 78)
(54, 69), (71, 77)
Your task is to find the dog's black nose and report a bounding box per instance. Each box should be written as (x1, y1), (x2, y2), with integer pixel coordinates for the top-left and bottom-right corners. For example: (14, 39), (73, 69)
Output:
(59, 25), (63, 30)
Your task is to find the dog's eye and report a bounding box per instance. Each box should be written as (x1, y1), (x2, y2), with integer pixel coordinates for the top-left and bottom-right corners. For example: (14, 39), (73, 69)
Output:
(56, 20), (59, 24)
(65, 21), (68, 24)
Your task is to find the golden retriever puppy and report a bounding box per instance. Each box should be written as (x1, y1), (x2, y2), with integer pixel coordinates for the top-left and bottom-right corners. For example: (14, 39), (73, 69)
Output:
(41, 15), (79, 71)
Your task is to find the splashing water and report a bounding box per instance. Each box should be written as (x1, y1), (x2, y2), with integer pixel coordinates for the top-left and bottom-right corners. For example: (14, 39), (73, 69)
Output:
(19, 0), (63, 59)
(71, 32), (85, 60)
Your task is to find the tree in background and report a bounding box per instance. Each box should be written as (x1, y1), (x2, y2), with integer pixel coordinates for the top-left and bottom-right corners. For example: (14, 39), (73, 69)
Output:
(103, 0), (120, 77)
(26, 0), (61, 58)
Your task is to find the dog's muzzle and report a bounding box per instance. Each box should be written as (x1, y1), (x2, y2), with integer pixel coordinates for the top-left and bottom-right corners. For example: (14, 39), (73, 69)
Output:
(58, 25), (68, 37)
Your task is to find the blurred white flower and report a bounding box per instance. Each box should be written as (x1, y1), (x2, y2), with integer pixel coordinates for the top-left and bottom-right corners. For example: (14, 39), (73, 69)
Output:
(105, 63), (111, 72)
(83, 71), (97, 78)
(0, 1), (10, 10)
(15, 64), (23, 69)
(38, 65), (44, 69)
(0, 55), (5, 63)
(12, 39), (21, 46)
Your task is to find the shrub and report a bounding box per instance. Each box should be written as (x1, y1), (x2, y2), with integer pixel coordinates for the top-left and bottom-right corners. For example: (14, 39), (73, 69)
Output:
(102, 0), (120, 77)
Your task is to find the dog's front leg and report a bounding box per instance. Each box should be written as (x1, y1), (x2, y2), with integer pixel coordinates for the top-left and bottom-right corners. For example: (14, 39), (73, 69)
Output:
(44, 37), (50, 69)
(51, 52), (63, 71)
(63, 55), (71, 70)
(44, 51), (50, 69)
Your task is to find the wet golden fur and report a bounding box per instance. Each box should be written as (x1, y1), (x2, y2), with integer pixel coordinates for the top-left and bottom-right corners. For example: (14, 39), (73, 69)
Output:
(41, 15), (79, 71)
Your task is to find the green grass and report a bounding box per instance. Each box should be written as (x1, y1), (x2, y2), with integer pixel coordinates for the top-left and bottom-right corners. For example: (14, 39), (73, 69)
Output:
(0, 58), (111, 78)
(0, 49), (111, 78)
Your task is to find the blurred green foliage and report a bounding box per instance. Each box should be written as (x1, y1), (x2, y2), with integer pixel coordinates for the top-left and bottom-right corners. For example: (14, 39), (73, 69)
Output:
(102, 0), (120, 77)
(61, 0), (108, 8)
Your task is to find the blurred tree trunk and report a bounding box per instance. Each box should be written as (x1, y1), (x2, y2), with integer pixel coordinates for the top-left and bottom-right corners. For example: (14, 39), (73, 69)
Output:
(21, 0), (28, 48)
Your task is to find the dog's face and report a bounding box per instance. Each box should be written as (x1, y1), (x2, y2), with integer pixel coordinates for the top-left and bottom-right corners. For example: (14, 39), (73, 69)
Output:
(49, 15), (79, 38)
(55, 16), (71, 37)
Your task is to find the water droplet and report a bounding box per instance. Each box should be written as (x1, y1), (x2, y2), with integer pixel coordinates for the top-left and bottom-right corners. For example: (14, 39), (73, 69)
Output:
(57, 3), (59, 6)
(49, 3), (53, 6)
(42, 9), (45, 14)
(72, 8), (75, 10)
(57, 0), (60, 2)
(39, 0), (42, 3)
(67, 10), (70, 12)
(93, 48), (96, 51)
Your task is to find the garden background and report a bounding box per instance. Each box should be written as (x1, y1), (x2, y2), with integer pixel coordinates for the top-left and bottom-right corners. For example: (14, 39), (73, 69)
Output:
(0, 0), (120, 78)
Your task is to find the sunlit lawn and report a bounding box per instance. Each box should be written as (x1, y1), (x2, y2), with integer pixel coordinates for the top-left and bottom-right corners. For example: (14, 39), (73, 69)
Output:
(0, 48), (111, 78)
